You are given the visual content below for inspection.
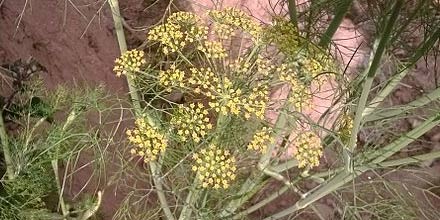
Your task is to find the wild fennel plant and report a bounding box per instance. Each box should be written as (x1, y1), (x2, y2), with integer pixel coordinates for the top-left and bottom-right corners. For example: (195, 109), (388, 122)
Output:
(108, 0), (440, 219)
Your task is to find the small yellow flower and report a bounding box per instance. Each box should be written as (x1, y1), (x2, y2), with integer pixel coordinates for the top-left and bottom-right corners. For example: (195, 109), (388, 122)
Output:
(195, 72), (269, 120)
(192, 144), (237, 189)
(277, 63), (312, 110)
(292, 131), (322, 169)
(255, 56), (275, 77)
(147, 12), (208, 54)
(126, 117), (167, 162)
(264, 18), (300, 56)
(171, 103), (212, 143)
(197, 41), (227, 59)
(158, 65), (185, 92)
(209, 7), (262, 42)
(247, 127), (275, 153)
(113, 49), (146, 77)
(229, 57), (251, 75)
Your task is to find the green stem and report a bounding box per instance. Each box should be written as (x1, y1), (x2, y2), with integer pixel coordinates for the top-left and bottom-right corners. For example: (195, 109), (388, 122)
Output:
(347, 0), (403, 167)
(108, 0), (174, 219)
(53, 109), (78, 218)
(367, 112), (440, 164)
(258, 108), (289, 169)
(263, 170), (354, 220)
(234, 185), (289, 219)
(287, 0), (298, 30)
(52, 160), (68, 218)
(219, 175), (267, 218)
(0, 110), (14, 180)
(270, 158), (298, 173)
(243, 149), (440, 219)
(363, 26), (440, 117)
(318, 0), (353, 48)
(265, 111), (440, 220)
(364, 86), (440, 122)
(78, 191), (103, 220)
(178, 179), (201, 220)
(373, 150), (440, 167)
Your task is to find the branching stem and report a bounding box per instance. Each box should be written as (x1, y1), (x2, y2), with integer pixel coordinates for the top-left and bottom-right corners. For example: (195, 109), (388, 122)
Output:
(108, 0), (175, 219)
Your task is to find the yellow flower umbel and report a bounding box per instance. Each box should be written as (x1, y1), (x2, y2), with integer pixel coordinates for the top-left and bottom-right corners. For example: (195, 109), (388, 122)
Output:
(148, 12), (208, 54)
(208, 7), (262, 42)
(264, 19), (300, 56)
(247, 127), (275, 154)
(113, 49), (146, 77)
(195, 73), (269, 120)
(159, 65), (185, 92)
(229, 57), (250, 75)
(188, 68), (269, 120)
(291, 54), (329, 85)
(277, 64), (312, 110)
(255, 56), (276, 78)
(191, 145), (237, 189)
(188, 67), (218, 95)
(171, 103), (213, 143)
(292, 131), (323, 169)
(126, 118), (167, 162)
(197, 41), (228, 59)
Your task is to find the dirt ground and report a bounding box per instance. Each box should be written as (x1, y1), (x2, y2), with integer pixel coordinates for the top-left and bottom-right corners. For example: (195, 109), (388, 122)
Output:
(1, 0), (439, 219)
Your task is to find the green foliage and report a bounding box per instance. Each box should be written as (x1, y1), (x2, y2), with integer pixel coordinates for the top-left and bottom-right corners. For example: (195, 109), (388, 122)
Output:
(1, 65), (107, 219)
(0, 162), (54, 220)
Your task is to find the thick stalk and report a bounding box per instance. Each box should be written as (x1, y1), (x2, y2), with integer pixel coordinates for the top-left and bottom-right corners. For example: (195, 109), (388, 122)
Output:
(264, 110), (440, 220)
(287, 0), (298, 30)
(347, 0), (403, 166)
(0, 111), (14, 180)
(178, 180), (200, 220)
(363, 26), (440, 117)
(318, 0), (353, 48)
(368, 112), (440, 163)
(364, 86), (440, 122)
(244, 149), (440, 218)
(270, 158), (298, 173)
(108, 0), (174, 219)
(220, 176), (268, 218)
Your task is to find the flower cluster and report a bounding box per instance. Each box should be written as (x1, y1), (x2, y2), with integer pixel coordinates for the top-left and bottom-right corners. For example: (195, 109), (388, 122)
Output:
(170, 103), (213, 143)
(207, 77), (241, 115)
(228, 57), (250, 75)
(209, 7), (262, 42)
(303, 58), (324, 79)
(188, 67), (218, 94)
(291, 55), (328, 85)
(188, 67), (269, 120)
(292, 131), (323, 169)
(255, 56), (275, 78)
(208, 77), (269, 119)
(126, 118), (167, 162)
(158, 65), (185, 92)
(148, 12), (208, 54)
(247, 127), (275, 153)
(264, 19), (300, 56)
(191, 145), (237, 189)
(197, 41), (228, 59)
(277, 64), (312, 110)
(113, 49), (146, 77)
